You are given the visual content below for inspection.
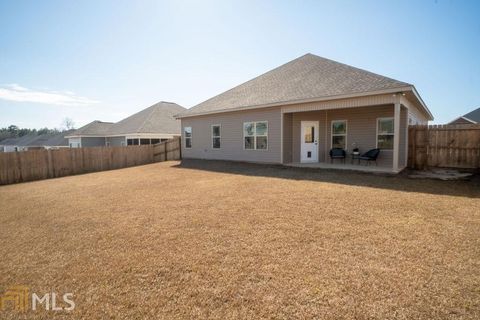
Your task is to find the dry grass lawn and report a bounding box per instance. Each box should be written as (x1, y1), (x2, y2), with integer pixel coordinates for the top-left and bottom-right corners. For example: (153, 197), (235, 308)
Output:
(0, 160), (479, 319)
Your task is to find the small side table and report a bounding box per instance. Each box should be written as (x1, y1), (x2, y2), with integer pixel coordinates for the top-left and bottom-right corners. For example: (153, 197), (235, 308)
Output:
(351, 152), (361, 165)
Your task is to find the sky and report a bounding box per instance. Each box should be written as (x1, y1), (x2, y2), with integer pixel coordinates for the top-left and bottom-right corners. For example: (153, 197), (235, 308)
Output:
(0, 0), (479, 129)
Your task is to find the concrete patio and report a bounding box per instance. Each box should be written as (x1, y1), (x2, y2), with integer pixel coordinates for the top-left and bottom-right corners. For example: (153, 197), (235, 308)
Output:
(284, 161), (396, 173)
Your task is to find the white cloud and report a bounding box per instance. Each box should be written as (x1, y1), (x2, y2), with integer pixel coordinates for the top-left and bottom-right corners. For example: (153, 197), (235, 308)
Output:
(0, 84), (99, 106)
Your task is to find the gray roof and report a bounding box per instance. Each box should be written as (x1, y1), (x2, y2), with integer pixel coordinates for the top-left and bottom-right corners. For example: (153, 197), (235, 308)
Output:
(1, 131), (72, 147)
(0, 135), (38, 146)
(28, 131), (72, 147)
(462, 107), (480, 123)
(107, 101), (185, 135)
(67, 120), (114, 137)
(65, 102), (185, 137)
(181, 53), (412, 116)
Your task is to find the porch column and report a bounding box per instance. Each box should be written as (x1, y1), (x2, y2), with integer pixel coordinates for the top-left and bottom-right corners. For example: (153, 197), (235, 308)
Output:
(393, 99), (401, 171)
(280, 112), (284, 163)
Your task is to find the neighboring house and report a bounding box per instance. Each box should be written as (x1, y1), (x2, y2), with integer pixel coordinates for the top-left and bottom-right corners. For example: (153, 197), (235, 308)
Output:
(25, 131), (73, 150)
(448, 107), (480, 125)
(64, 121), (114, 148)
(178, 53), (434, 173)
(0, 131), (72, 152)
(65, 101), (185, 147)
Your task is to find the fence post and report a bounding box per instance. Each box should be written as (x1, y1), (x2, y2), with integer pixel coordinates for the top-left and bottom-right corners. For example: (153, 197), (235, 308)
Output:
(408, 126), (416, 169)
(178, 137), (182, 160)
(164, 142), (167, 162)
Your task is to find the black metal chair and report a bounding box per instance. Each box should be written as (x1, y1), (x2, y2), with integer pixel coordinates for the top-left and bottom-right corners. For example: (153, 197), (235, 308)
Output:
(359, 148), (380, 166)
(329, 148), (346, 164)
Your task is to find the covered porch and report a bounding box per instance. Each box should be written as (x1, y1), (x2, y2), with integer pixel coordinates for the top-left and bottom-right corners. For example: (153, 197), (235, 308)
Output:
(281, 94), (409, 173)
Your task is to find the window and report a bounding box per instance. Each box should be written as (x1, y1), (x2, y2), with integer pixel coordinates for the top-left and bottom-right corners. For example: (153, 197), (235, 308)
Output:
(304, 126), (314, 143)
(140, 139), (150, 145)
(151, 139), (160, 144)
(127, 138), (139, 146)
(105, 141), (110, 147)
(184, 127), (192, 148)
(332, 120), (347, 149)
(212, 125), (221, 149)
(244, 121), (268, 150)
(377, 118), (394, 149)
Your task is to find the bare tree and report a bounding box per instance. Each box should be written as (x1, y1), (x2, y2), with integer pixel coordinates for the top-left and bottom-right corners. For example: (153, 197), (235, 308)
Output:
(61, 117), (75, 131)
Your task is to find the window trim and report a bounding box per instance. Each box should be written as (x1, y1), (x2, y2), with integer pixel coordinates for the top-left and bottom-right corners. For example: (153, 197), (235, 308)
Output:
(211, 124), (221, 149)
(376, 117), (394, 150)
(331, 120), (348, 150)
(243, 121), (268, 151)
(184, 126), (192, 149)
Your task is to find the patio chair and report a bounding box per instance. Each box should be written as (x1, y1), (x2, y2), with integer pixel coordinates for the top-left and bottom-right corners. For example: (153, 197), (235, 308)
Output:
(359, 148), (380, 166)
(329, 148), (346, 164)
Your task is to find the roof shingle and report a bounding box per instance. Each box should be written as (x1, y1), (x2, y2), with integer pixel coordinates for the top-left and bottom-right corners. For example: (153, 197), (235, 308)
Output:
(107, 101), (185, 135)
(66, 101), (185, 137)
(68, 121), (114, 136)
(181, 53), (412, 116)
(462, 107), (480, 123)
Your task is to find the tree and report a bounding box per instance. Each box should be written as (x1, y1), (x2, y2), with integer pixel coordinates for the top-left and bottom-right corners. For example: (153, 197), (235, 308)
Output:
(7, 125), (19, 135)
(37, 127), (50, 135)
(18, 128), (32, 137)
(61, 117), (75, 130)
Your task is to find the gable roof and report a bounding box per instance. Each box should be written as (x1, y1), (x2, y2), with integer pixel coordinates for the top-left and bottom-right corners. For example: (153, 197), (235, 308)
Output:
(107, 101), (185, 135)
(65, 102), (185, 138)
(461, 107), (480, 123)
(66, 120), (114, 137)
(179, 53), (430, 118)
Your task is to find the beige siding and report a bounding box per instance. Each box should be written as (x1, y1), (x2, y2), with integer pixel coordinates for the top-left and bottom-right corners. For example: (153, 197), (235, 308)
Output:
(182, 102), (409, 170)
(290, 105), (395, 167)
(281, 93), (396, 113)
(181, 107), (282, 163)
(402, 97), (430, 125)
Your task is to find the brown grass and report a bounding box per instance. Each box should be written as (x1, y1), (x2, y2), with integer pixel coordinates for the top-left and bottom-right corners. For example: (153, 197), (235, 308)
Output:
(0, 160), (479, 319)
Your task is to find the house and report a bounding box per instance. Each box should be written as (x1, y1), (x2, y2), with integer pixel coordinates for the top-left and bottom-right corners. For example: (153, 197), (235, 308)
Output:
(65, 121), (114, 148)
(178, 54), (434, 173)
(65, 101), (185, 147)
(0, 131), (72, 152)
(448, 106), (480, 125)
(26, 131), (73, 150)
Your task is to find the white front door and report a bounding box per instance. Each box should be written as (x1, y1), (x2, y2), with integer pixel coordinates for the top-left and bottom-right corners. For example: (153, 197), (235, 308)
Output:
(300, 121), (319, 162)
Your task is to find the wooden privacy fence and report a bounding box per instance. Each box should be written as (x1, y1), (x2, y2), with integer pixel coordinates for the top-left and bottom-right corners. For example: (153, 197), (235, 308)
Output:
(408, 124), (480, 170)
(0, 137), (181, 185)
(153, 136), (181, 162)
